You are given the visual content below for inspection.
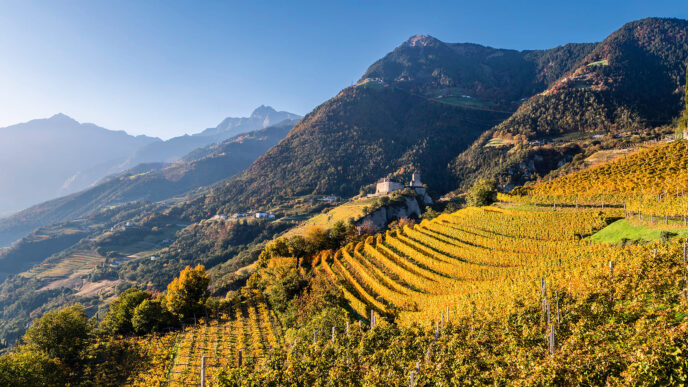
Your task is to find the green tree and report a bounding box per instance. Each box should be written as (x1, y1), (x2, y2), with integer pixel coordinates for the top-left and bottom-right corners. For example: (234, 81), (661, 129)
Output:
(131, 299), (174, 334)
(100, 288), (150, 335)
(266, 267), (308, 313)
(467, 178), (498, 207)
(22, 304), (90, 367)
(0, 350), (63, 387)
(165, 264), (210, 321)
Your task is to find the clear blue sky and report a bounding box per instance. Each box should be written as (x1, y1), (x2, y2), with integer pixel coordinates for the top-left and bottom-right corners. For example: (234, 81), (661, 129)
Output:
(1, 1), (686, 139)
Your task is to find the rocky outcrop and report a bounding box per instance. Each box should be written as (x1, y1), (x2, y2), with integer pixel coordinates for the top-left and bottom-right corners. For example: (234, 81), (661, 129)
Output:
(357, 196), (422, 230)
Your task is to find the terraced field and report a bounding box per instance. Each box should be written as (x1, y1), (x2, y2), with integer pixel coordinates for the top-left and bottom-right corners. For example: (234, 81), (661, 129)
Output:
(23, 249), (106, 279)
(284, 197), (377, 237)
(128, 291), (282, 386)
(510, 140), (688, 217)
(319, 205), (624, 325)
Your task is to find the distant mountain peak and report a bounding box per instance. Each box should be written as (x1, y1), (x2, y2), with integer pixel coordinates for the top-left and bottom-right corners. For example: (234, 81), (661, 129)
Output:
(250, 105), (278, 118)
(48, 113), (77, 123)
(405, 34), (441, 47)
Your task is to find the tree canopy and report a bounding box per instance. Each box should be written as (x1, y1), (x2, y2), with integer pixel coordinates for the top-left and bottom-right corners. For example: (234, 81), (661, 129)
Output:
(165, 264), (210, 321)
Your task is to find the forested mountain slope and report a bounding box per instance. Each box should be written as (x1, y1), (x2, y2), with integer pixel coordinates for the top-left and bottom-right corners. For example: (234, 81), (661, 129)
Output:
(453, 18), (688, 190)
(183, 85), (510, 218)
(362, 35), (595, 106)
(176, 36), (599, 218)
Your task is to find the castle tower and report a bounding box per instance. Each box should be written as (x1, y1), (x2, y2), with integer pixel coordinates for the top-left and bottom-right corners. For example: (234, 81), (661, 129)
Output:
(410, 173), (423, 188)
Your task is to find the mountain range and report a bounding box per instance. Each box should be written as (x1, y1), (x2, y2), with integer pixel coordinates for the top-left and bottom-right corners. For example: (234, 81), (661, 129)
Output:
(0, 114), (157, 216)
(0, 106), (299, 227)
(0, 119), (299, 247)
(120, 105), (301, 168)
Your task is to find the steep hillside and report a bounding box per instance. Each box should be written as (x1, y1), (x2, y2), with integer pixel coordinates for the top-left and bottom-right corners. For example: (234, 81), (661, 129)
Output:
(0, 114), (158, 216)
(318, 205), (618, 325)
(0, 120), (297, 247)
(362, 35), (595, 106)
(453, 18), (688, 189)
(182, 85), (510, 218)
(508, 139), (688, 216)
(176, 38), (602, 218)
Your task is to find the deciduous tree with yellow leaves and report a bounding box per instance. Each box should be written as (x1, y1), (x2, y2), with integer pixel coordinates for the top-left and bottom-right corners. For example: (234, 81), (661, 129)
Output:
(165, 264), (210, 321)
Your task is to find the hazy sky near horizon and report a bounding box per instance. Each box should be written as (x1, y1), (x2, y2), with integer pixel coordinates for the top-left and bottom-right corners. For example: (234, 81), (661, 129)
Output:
(1, 1), (686, 139)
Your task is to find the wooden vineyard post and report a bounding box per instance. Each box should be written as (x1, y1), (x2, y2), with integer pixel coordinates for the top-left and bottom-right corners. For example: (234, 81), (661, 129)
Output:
(540, 278), (547, 322)
(549, 325), (556, 355)
(446, 306), (450, 325)
(624, 203), (627, 218)
(654, 249), (657, 260)
(409, 370), (415, 387)
(200, 356), (206, 387)
(555, 292), (561, 325)
(683, 239), (687, 263)
(238, 349), (243, 367)
(609, 260), (615, 302)
(370, 310), (375, 329)
(313, 330), (318, 344)
(546, 302), (551, 326)
(346, 321), (350, 338)
(332, 326), (336, 344)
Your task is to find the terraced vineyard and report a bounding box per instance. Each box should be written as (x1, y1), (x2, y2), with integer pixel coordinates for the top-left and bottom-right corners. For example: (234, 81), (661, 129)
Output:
(319, 205), (624, 325)
(508, 140), (688, 217)
(128, 291), (282, 386)
(22, 249), (106, 279)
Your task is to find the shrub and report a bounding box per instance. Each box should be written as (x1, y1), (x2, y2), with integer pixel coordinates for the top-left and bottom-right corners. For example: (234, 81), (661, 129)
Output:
(467, 178), (497, 207)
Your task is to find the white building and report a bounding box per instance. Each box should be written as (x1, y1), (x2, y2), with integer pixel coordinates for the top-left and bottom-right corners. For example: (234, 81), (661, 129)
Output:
(255, 212), (276, 219)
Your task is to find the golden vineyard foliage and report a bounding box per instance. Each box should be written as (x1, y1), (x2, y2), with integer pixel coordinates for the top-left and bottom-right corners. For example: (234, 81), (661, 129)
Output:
(219, 237), (688, 385)
(318, 205), (624, 326)
(127, 291), (281, 386)
(506, 140), (688, 217)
